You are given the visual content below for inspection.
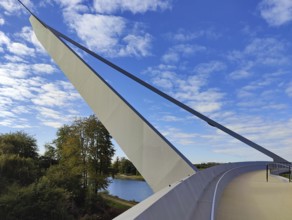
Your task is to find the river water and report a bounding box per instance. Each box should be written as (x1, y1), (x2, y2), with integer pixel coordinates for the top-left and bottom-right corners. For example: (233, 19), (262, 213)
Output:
(107, 178), (153, 202)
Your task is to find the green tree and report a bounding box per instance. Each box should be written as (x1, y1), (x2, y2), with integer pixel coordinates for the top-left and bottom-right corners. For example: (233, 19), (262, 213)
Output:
(0, 131), (38, 159)
(119, 157), (138, 175)
(85, 116), (115, 193)
(39, 144), (58, 170)
(0, 182), (73, 220)
(112, 157), (120, 175)
(44, 144), (57, 161)
(0, 155), (39, 193)
(0, 132), (40, 193)
(54, 115), (115, 195)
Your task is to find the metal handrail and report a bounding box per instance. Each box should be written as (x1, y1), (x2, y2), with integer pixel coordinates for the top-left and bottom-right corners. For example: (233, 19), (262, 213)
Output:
(266, 162), (292, 182)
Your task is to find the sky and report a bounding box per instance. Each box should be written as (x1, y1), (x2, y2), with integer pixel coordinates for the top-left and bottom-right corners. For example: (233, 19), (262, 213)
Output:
(0, 0), (292, 163)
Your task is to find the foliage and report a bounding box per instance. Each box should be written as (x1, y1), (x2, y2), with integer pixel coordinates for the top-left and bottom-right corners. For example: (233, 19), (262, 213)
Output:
(54, 115), (115, 193)
(0, 131), (38, 159)
(194, 162), (222, 170)
(113, 157), (139, 175)
(0, 155), (39, 191)
(0, 182), (73, 220)
(0, 117), (123, 219)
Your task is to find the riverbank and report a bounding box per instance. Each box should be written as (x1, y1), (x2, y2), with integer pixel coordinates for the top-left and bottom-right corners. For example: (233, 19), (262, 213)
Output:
(114, 174), (145, 181)
(100, 192), (138, 209)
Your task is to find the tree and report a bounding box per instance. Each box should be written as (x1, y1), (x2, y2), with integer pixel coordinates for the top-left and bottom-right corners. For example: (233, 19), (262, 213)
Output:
(43, 144), (57, 162)
(119, 157), (138, 175)
(112, 157), (120, 175)
(0, 131), (38, 159)
(0, 155), (39, 193)
(0, 181), (73, 220)
(54, 115), (115, 195)
(0, 132), (39, 193)
(0, 127), (120, 219)
(85, 116), (115, 193)
(39, 144), (58, 170)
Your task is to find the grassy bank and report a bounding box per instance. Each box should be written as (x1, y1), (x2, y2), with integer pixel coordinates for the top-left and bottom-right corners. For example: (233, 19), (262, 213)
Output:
(100, 193), (137, 210)
(114, 174), (145, 181)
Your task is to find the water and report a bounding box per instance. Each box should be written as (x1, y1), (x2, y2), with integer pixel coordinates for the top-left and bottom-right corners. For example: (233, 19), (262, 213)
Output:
(107, 178), (153, 202)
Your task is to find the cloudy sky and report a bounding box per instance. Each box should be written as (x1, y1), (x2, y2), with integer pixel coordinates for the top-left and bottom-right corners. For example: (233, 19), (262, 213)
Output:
(0, 0), (292, 163)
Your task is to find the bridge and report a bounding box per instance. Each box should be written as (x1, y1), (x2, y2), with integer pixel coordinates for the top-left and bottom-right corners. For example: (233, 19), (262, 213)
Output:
(23, 2), (292, 218)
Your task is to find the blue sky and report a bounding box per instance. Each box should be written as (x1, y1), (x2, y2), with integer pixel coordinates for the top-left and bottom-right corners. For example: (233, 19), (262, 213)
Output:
(0, 0), (292, 163)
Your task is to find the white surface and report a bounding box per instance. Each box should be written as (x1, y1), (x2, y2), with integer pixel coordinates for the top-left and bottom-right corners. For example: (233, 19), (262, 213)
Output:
(30, 15), (196, 192)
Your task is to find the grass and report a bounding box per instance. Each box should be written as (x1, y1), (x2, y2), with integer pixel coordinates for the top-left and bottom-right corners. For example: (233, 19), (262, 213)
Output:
(114, 174), (145, 181)
(100, 192), (138, 210)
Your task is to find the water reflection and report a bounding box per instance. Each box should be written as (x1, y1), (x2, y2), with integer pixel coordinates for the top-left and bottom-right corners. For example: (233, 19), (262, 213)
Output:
(107, 178), (153, 202)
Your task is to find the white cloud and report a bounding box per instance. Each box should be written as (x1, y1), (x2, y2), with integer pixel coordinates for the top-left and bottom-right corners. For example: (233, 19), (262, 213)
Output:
(228, 37), (288, 68)
(52, 1), (154, 57)
(4, 55), (26, 62)
(36, 106), (80, 128)
(31, 82), (81, 107)
(41, 121), (64, 128)
(259, 0), (292, 26)
(234, 72), (289, 111)
(0, 0), (33, 15)
(229, 69), (251, 80)
(0, 118), (32, 129)
(8, 42), (35, 57)
(0, 108), (15, 118)
(0, 18), (4, 26)
(159, 115), (184, 122)
(161, 52), (179, 63)
(11, 105), (31, 115)
(188, 100), (222, 113)
(0, 62), (55, 78)
(119, 34), (152, 57)
(0, 119), (14, 127)
(169, 28), (220, 42)
(32, 64), (56, 74)
(145, 64), (225, 114)
(161, 127), (199, 146)
(0, 64), (83, 129)
(63, 12), (152, 57)
(17, 26), (46, 54)
(160, 114), (292, 161)
(1, 27), (45, 58)
(38, 106), (65, 120)
(53, 0), (83, 7)
(162, 44), (206, 63)
(194, 61), (226, 75)
(222, 116), (292, 153)
(0, 63), (31, 78)
(0, 85), (34, 101)
(93, 0), (171, 14)
(0, 31), (10, 46)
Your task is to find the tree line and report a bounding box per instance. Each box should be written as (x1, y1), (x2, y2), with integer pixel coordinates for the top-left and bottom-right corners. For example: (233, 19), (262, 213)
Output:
(112, 157), (139, 176)
(0, 115), (124, 219)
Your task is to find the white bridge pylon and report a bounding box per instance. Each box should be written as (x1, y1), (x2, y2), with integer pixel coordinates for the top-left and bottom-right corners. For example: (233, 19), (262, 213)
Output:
(30, 15), (197, 193)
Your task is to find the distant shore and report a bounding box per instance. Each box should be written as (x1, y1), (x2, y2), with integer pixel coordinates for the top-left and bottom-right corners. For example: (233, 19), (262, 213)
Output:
(114, 174), (145, 181)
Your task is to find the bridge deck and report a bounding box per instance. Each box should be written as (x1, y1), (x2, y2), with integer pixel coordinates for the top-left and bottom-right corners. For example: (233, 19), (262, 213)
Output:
(216, 170), (292, 220)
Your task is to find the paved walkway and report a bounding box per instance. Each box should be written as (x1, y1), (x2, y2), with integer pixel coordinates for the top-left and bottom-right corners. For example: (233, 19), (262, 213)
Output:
(216, 170), (292, 220)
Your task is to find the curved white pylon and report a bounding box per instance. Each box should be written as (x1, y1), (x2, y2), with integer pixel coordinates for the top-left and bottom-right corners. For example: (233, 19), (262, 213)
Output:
(30, 15), (196, 192)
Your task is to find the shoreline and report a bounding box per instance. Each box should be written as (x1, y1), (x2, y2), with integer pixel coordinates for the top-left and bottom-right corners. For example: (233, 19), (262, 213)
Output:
(113, 174), (145, 181)
(100, 192), (138, 208)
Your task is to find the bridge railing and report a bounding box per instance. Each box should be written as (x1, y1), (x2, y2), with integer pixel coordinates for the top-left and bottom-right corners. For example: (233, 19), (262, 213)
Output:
(266, 162), (292, 182)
